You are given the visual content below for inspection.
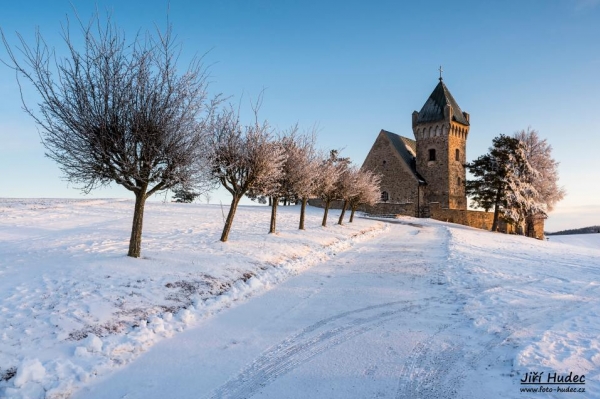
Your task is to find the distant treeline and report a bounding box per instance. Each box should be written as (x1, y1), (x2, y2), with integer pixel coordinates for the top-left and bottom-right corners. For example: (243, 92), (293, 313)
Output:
(546, 226), (600, 236)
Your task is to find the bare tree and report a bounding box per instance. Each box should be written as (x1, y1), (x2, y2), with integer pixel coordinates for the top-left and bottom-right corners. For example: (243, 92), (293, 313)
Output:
(251, 127), (296, 234)
(337, 166), (358, 225)
(348, 169), (381, 223)
(317, 150), (350, 227)
(2, 13), (216, 257)
(208, 108), (285, 242)
(278, 129), (320, 230)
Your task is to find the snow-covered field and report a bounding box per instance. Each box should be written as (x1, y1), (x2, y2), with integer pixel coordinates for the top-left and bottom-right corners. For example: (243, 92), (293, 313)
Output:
(1, 199), (599, 398)
(546, 233), (600, 249)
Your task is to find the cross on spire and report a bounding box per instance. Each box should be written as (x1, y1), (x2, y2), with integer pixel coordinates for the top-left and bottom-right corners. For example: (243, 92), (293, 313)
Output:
(438, 65), (443, 81)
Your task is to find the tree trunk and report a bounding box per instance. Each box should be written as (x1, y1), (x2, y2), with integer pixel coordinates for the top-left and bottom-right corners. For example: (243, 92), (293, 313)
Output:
(221, 195), (241, 242)
(322, 198), (331, 227)
(526, 217), (533, 237)
(299, 197), (308, 230)
(269, 196), (278, 234)
(491, 187), (502, 232)
(349, 204), (357, 223)
(268, 196), (272, 206)
(128, 191), (147, 258)
(338, 200), (348, 225)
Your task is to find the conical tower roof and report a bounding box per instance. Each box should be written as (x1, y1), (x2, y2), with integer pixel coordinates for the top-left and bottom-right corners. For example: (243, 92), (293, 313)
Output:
(416, 80), (469, 126)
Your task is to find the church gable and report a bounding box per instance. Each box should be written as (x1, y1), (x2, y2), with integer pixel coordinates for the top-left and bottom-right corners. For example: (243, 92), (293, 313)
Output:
(362, 130), (422, 204)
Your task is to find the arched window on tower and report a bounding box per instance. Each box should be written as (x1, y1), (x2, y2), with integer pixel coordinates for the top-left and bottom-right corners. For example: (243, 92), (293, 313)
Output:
(455, 149), (460, 161)
(428, 149), (436, 161)
(381, 191), (389, 202)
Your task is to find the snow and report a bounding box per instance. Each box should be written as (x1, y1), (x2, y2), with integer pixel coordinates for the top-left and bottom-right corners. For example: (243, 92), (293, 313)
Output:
(12, 359), (45, 389)
(0, 198), (385, 398)
(546, 233), (600, 249)
(1, 199), (599, 398)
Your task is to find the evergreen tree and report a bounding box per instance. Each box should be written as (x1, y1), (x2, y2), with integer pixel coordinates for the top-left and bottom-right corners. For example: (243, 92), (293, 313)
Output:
(172, 189), (201, 203)
(466, 135), (533, 231)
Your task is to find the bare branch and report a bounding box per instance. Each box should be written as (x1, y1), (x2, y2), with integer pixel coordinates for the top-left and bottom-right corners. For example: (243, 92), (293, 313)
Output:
(2, 11), (219, 257)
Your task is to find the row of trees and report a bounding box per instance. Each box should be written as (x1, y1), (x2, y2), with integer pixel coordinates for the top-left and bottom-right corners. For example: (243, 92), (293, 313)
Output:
(207, 112), (381, 241)
(466, 128), (565, 234)
(1, 13), (380, 258)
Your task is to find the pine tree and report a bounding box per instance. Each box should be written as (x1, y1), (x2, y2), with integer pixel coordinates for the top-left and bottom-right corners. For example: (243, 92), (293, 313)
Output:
(466, 135), (532, 231)
(172, 189), (201, 203)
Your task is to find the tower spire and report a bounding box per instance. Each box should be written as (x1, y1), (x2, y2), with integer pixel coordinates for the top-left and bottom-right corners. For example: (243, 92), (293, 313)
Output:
(438, 65), (443, 81)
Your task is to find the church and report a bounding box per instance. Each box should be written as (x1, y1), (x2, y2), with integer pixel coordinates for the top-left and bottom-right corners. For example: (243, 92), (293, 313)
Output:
(360, 75), (545, 238)
(362, 75), (469, 217)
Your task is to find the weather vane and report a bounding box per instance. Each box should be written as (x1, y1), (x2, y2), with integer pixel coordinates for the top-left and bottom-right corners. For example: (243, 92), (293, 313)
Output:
(439, 65), (443, 81)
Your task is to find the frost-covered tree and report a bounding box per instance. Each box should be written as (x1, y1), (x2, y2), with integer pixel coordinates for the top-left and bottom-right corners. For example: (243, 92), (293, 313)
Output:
(208, 108), (285, 242)
(317, 150), (350, 227)
(248, 129), (292, 234)
(514, 128), (565, 214)
(288, 133), (321, 230)
(2, 14), (216, 257)
(468, 133), (558, 234)
(265, 129), (321, 232)
(466, 135), (533, 231)
(348, 170), (381, 223)
(336, 166), (359, 225)
(502, 145), (545, 231)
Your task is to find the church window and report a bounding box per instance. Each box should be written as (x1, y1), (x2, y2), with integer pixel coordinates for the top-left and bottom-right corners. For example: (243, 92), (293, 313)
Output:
(428, 149), (436, 161)
(455, 149), (460, 161)
(457, 177), (461, 186)
(381, 191), (389, 202)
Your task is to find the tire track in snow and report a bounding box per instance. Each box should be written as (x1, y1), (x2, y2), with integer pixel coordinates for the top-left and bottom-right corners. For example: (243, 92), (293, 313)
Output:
(209, 223), (450, 399)
(394, 225), (471, 399)
(395, 224), (600, 399)
(207, 300), (422, 399)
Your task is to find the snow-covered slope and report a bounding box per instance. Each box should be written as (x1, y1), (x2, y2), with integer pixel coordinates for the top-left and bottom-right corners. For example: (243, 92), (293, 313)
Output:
(547, 233), (600, 249)
(444, 222), (600, 397)
(1, 199), (599, 399)
(0, 199), (385, 399)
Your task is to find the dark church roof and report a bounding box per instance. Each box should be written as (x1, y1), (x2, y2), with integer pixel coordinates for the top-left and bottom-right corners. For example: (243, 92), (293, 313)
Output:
(400, 136), (416, 155)
(381, 130), (426, 184)
(416, 80), (469, 126)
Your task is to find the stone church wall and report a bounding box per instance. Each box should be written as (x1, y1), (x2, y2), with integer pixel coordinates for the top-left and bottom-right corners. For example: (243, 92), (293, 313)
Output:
(307, 198), (345, 210)
(361, 202), (416, 217)
(428, 203), (467, 224)
(362, 133), (420, 204)
(415, 129), (449, 207)
(307, 199), (416, 217)
(466, 210), (495, 230)
(447, 132), (467, 210)
(307, 199), (544, 239)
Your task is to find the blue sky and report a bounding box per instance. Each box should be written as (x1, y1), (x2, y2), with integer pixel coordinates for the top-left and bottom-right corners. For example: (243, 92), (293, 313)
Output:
(1, 0), (599, 231)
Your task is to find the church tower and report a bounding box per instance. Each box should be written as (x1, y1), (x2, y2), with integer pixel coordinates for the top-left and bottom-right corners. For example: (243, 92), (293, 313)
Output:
(411, 75), (469, 210)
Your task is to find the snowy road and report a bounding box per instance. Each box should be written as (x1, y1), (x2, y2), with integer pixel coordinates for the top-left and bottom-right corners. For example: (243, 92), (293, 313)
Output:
(73, 221), (491, 399)
(3, 201), (598, 398)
